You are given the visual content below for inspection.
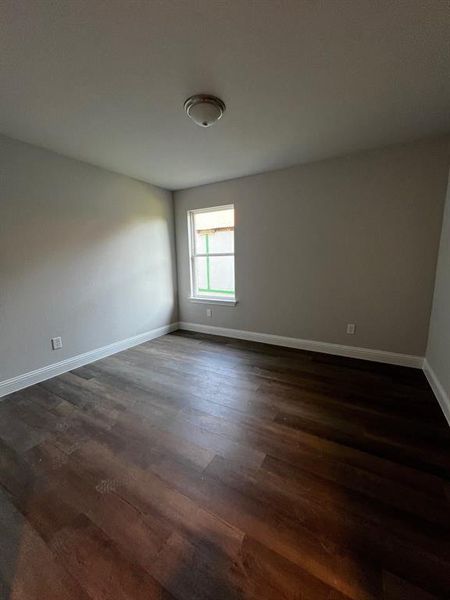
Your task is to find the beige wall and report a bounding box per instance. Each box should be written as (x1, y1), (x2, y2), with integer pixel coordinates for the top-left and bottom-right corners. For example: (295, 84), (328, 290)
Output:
(175, 138), (450, 356)
(0, 135), (177, 381)
(2, 133), (449, 385)
(426, 170), (450, 399)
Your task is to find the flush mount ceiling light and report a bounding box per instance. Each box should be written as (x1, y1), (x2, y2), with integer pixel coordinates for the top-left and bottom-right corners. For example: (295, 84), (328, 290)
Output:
(184, 94), (226, 128)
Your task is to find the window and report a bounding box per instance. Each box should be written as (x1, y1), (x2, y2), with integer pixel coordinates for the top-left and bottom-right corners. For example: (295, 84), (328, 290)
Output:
(188, 205), (235, 302)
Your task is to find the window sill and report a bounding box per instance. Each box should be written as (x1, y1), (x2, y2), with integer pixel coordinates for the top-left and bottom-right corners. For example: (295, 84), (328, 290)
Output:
(188, 297), (238, 306)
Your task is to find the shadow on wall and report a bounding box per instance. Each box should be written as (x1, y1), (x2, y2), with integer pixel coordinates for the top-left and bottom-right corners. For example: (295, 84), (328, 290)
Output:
(0, 194), (177, 381)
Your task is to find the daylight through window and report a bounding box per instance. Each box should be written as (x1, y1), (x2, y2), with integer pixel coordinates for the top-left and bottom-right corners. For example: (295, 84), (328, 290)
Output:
(188, 205), (235, 300)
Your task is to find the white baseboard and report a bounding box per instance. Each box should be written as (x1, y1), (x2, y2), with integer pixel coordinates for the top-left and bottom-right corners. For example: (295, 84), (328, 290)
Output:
(423, 359), (450, 427)
(0, 322), (178, 399)
(0, 319), (429, 404)
(178, 322), (424, 368)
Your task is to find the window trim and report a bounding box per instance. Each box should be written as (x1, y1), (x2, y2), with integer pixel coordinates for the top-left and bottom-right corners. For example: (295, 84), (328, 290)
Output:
(188, 296), (238, 306)
(187, 204), (236, 304)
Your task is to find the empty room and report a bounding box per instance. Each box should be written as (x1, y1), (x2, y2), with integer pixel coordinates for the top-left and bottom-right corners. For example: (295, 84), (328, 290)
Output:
(1, 1), (450, 599)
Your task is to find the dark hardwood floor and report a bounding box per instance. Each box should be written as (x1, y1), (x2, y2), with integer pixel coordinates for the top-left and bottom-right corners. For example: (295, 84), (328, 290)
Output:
(0, 330), (449, 599)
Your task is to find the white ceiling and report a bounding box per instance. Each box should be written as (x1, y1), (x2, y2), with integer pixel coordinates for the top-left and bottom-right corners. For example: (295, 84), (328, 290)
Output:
(1, 0), (449, 190)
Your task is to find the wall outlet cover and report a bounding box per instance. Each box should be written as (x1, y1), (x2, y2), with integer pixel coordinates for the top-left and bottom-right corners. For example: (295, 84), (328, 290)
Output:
(51, 336), (63, 350)
(346, 324), (356, 335)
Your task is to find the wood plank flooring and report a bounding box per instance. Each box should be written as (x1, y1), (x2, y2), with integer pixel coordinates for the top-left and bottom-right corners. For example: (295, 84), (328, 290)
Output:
(0, 330), (449, 599)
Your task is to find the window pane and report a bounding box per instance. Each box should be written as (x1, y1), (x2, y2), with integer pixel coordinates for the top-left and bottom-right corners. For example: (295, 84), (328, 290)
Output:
(193, 208), (234, 255)
(195, 255), (235, 297)
(207, 229), (234, 254)
(195, 256), (207, 291)
(195, 232), (207, 254)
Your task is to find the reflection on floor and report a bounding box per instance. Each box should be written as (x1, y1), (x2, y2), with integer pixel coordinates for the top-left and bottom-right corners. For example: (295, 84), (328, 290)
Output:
(0, 330), (449, 599)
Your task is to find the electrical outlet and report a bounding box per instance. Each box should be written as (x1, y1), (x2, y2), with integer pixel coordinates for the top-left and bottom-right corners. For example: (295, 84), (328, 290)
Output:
(51, 336), (63, 350)
(206, 308), (212, 318)
(346, 323), (356, 335)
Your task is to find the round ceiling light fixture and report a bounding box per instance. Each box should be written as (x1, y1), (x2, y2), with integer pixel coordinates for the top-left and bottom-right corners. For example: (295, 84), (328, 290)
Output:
(184, 94), (226, 128)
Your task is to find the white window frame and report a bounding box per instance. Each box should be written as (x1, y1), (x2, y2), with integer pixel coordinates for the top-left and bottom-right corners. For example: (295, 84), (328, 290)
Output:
(187, 204), (237, 305)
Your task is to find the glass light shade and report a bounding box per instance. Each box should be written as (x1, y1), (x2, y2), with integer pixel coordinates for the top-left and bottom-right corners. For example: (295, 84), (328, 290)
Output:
(184, 95), (226, 127)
